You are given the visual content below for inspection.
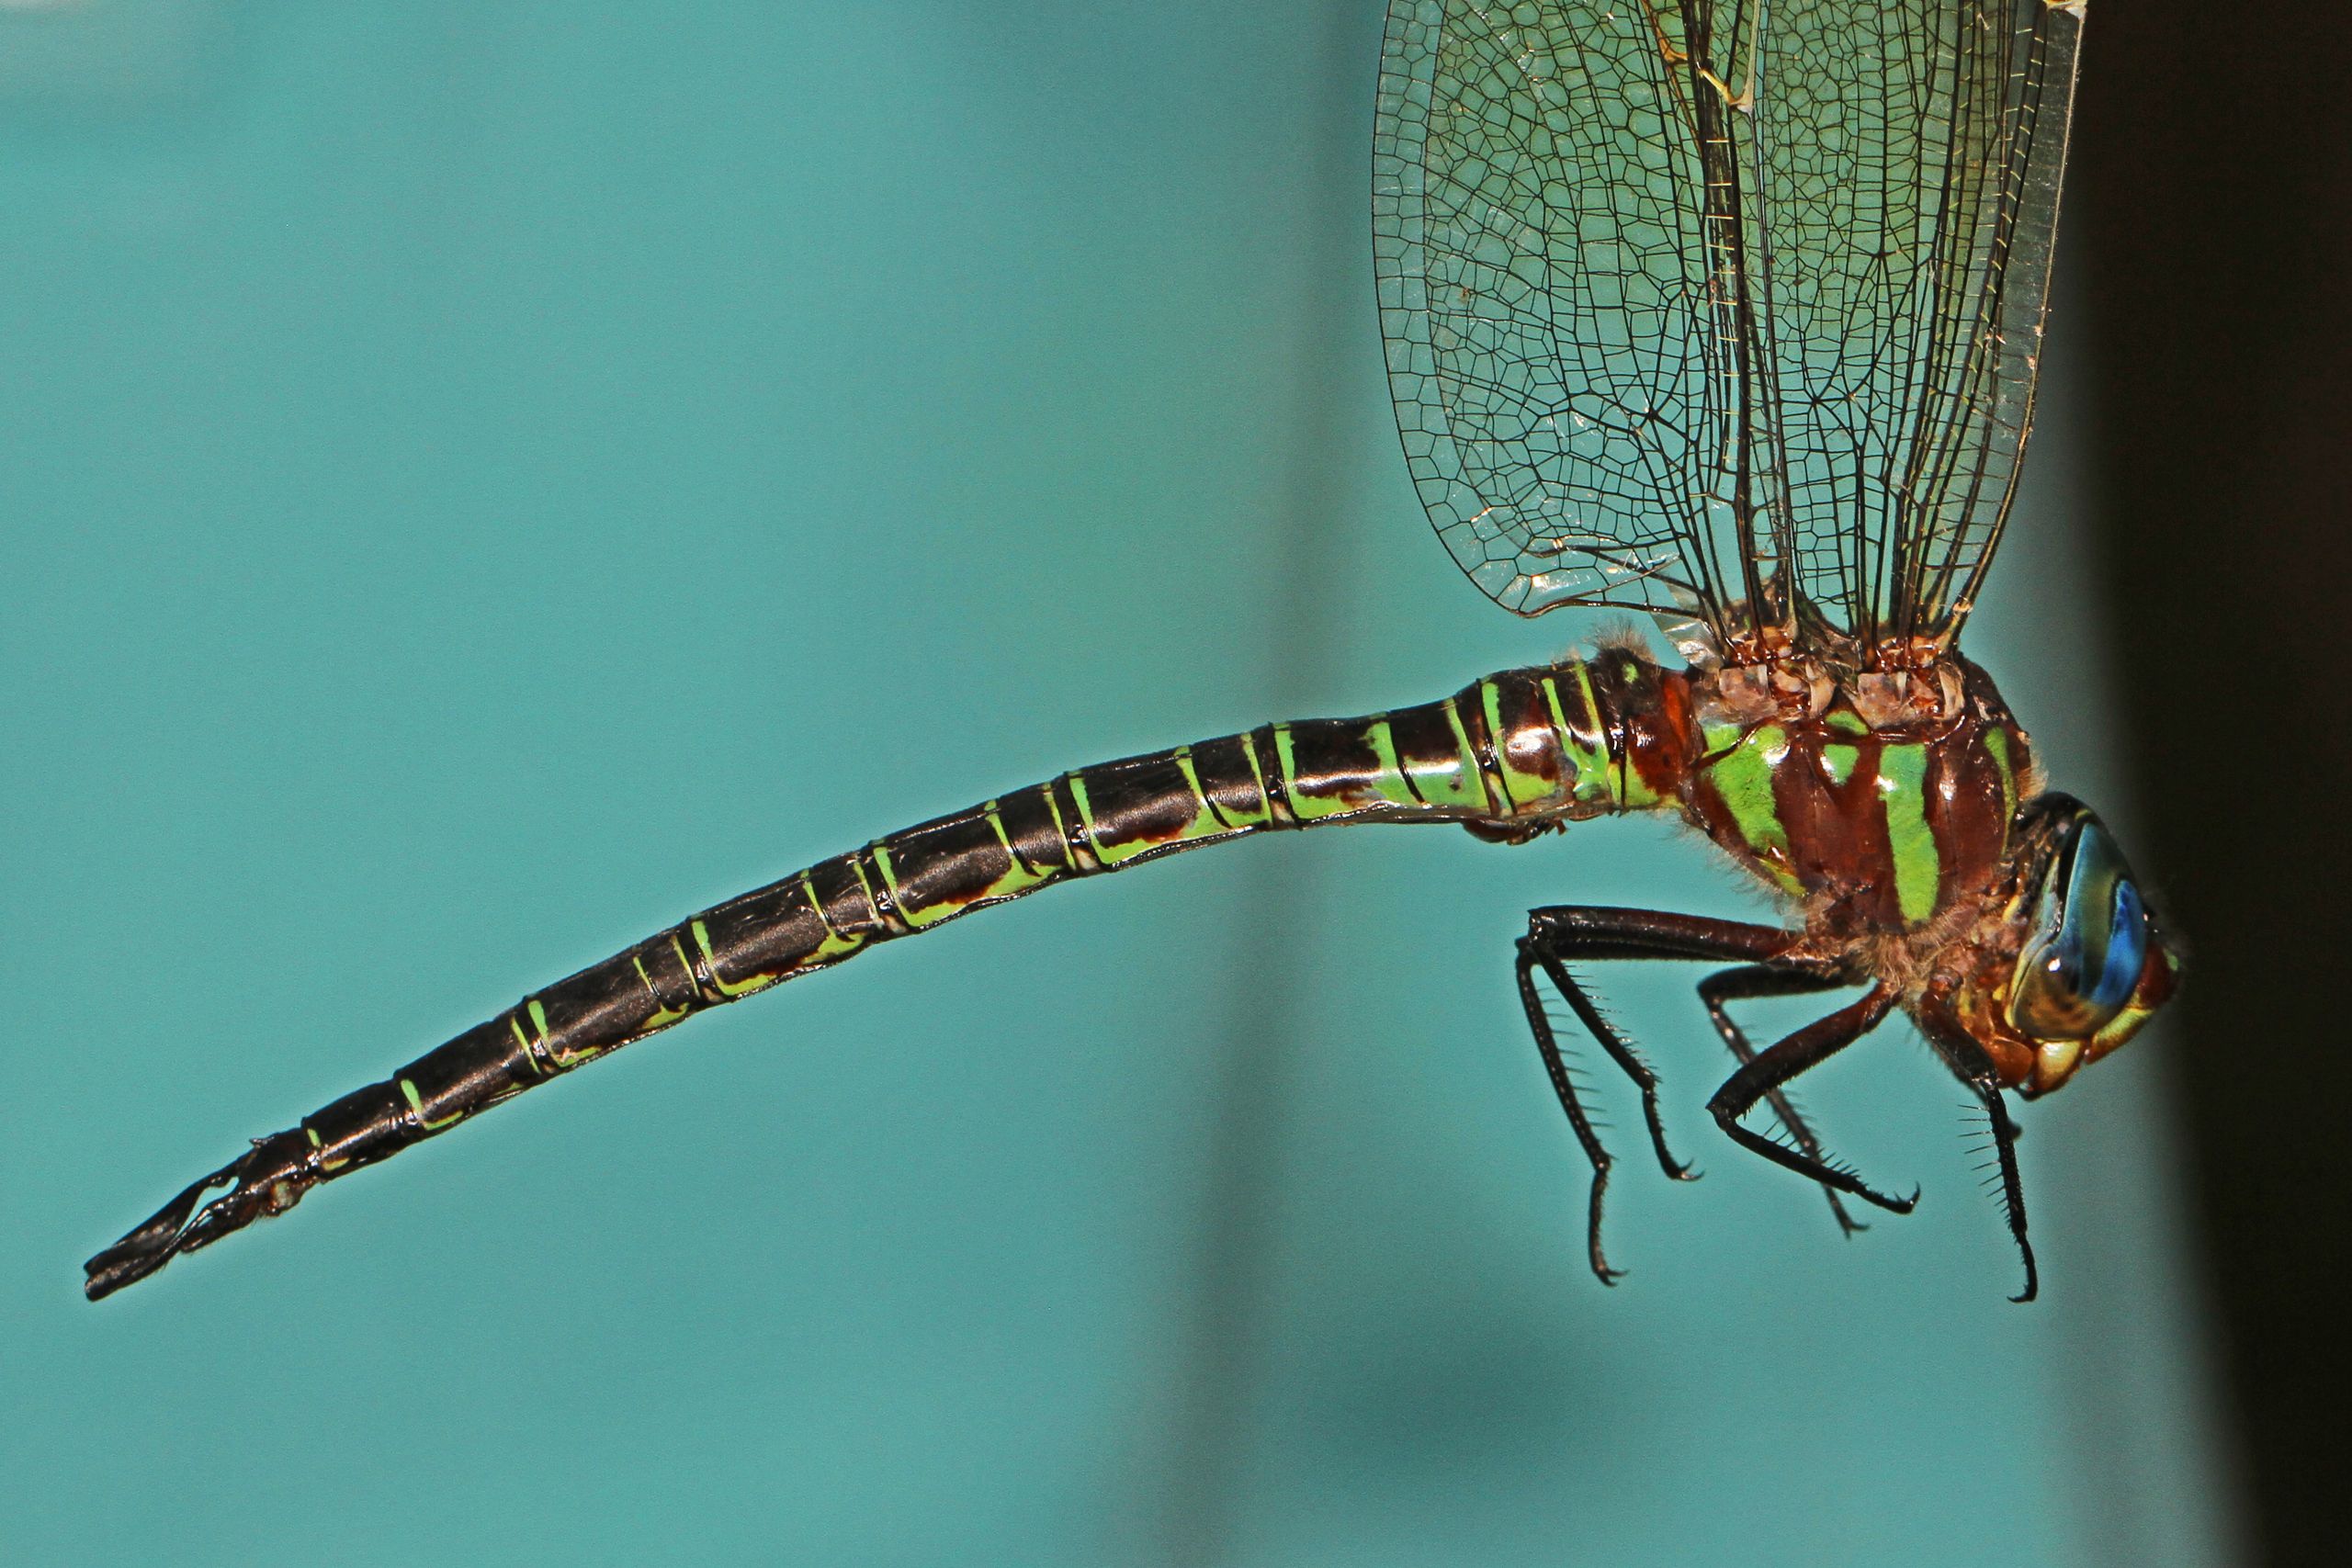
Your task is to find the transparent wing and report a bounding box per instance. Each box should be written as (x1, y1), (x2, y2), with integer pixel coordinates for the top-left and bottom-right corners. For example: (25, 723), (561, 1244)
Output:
(1373, 0), (2081, 655)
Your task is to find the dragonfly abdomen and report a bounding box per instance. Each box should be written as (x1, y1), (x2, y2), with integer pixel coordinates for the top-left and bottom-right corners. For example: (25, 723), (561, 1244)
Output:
(85, 660), (1687, 1296)
(376, 662), (1691, 1144)
(382, 664), (1696, 1105)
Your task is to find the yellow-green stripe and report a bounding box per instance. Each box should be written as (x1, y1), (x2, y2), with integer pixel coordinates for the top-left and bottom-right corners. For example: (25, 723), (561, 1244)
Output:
(1877, 744), (1940, 925)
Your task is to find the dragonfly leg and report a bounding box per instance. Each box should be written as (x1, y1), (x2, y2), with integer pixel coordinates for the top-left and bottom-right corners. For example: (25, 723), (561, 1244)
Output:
(1705, 986), (1917, 1214)
(1514, 943), (1627, 1284)
(1698, 965), (1870, 1237)
(1919, 1019), (2038, 1303)
(1515, 908), (1809, 1281)
(1518, 939), (1694, 1186)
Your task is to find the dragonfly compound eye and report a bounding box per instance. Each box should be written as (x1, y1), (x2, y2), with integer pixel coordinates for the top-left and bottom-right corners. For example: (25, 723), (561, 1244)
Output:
(2007, 811), (2177, 1069)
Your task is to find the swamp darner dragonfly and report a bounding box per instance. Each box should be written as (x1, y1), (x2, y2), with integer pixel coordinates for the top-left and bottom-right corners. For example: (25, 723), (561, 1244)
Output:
(87, 0), (2177, 1304)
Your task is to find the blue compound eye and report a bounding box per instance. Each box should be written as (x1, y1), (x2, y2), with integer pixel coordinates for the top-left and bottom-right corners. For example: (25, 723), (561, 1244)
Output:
(2010, 815), (2150, 1041)
(2085, 875), (2147, 1015)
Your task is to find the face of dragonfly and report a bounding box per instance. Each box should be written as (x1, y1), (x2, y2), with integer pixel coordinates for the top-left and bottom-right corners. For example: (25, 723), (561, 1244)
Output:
(1959, 799), (2182, 1097)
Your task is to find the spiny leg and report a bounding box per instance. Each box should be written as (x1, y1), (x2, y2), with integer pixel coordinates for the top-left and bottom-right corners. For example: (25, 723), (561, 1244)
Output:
(1515, 942), (1628, 1284)
(1705, 985), (1918, 1214)
(1698, 964), (1868, 1237)
(1923, 1021), (2038, 1303)
(1514, 908), (1805, 1282)
(1522, 943), (1695, 1184)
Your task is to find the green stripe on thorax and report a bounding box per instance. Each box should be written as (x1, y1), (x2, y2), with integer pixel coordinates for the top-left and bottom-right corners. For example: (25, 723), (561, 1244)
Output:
(1984, 728), (2018, 829)
(1875, 743), (1939, 924)
(1699, 720), (1803, 895)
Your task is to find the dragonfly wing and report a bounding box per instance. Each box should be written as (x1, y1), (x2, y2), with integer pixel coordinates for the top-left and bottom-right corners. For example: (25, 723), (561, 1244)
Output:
(1375, 0), (1780, 637)
(1374, 1), (2082, 656)
(1761, 0), (2082, 652)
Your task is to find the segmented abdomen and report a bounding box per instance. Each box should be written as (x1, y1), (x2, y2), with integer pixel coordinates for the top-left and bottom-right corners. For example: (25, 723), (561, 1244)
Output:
(291, 662), (1687, 1179)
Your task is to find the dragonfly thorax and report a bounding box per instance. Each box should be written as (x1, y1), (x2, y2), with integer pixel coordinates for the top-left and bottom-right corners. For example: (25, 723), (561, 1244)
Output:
(1680, 652), (2035, 942)
(1669, 650), (2181, 1096)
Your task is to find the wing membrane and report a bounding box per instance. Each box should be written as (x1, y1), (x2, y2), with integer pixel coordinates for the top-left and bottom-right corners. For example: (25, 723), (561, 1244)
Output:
(1373, 0), (2081, 655)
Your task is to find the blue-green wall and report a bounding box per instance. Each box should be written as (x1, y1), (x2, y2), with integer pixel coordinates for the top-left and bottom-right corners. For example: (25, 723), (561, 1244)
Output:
(2, 5), (2238, 1563)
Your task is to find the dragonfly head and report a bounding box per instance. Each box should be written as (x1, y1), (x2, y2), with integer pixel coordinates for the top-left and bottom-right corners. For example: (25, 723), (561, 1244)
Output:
(1961, 796), (2181, 1097)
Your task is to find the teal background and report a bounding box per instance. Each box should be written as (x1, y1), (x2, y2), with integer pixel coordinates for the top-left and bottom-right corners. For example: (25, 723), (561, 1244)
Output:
(2, 5), (2239, 1565)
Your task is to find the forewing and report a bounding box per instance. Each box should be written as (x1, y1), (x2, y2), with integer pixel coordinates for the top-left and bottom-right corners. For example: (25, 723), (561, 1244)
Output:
(1760, 0), (2081, 649)
(1373, 0), (2081, 653)
(1375, 0), (1770, 632)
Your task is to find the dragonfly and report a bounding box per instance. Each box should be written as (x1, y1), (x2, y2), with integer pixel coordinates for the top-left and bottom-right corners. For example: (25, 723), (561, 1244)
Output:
(87, 0), (2177, 1304)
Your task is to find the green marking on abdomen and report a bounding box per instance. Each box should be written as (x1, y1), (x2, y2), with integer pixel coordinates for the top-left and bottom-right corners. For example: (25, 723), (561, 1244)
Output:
(1238, 730), (1274, 818)
(1195, 745), (1275, 828)
(1411, 709), (1486, 808)
(1544, 669), (1612, 807)
(1480, 680), (1557, 815)
(633, 954), (692, 1030)
(1358, 718), (1414, 810)
(971, 802), (1060, 901)
(797, 871), (867, 963)
(690, 919), (782, 998)
(507, 1012), (548, 1076)
(1067, 758), (1226, 865)
(400, 1077), (465, 1131)
(844, 852), (911, 938)
(1166, 749), (1245, 840)
(1271, 723), (1353, 822)
(869, 839), (966, 929)
(533, 995), (610, 1069)
(1436, 698), (1491, 812)
(1382, 706), (1480, 810)
(1362, 717), (1457, 813)
(1877, 743), (1939, 924)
